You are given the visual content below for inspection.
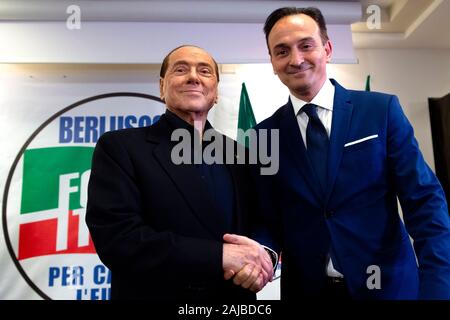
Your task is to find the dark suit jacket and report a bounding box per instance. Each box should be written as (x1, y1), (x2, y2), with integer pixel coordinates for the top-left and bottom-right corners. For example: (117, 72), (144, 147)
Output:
(254, 79), (450, 299)
(86, 112), (256, 301)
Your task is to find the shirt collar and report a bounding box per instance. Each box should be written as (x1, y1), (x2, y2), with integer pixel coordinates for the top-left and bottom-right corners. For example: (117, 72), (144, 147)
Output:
(290, 79), (335, 115)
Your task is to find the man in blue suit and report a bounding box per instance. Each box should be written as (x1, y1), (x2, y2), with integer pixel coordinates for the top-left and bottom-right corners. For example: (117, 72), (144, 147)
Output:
(241, 7), (450, 299)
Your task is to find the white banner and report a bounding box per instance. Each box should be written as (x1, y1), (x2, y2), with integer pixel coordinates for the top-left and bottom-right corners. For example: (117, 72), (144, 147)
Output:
(1, 85), (165, 299)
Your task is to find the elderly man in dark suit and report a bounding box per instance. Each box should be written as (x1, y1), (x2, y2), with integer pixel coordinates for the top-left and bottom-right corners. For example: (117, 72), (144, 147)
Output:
(86, 45), (273, 301)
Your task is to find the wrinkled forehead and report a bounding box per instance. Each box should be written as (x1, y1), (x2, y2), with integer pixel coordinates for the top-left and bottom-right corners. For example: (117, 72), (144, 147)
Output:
(168, 46), (215, 68)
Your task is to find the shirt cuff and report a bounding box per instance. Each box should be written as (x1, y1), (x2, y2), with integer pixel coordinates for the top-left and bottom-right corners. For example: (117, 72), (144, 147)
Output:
(262, 245), (279, 273)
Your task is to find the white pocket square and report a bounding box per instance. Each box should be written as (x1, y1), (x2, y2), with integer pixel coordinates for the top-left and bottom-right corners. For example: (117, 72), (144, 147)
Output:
(344, 134), (378, 147)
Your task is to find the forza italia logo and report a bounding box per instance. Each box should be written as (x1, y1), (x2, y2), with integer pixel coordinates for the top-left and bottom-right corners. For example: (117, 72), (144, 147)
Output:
(2, 92), (165, 299)
(18, 147), (95, 261)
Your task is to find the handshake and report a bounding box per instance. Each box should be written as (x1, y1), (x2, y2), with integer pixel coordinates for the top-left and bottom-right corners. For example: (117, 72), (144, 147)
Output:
(222, 234), (275, 293)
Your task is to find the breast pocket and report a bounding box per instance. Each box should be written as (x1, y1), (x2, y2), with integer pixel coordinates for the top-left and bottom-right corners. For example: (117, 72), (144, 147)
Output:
(343, 134), (379, 153)
(338, 135), (385, 192)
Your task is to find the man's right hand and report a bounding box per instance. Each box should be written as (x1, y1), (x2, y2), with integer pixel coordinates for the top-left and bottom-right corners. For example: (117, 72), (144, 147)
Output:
(222, 234), (274, 292)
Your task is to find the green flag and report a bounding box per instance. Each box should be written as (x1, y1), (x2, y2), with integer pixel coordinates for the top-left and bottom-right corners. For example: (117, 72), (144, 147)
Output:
(365, 75), (371, 91)
(237, 82), (256, 147)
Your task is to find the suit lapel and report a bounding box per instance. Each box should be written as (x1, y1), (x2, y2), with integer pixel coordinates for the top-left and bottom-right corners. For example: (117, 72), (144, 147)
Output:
(324, 80), (353, 205)
(147, 117), (225, 240)
(279, 101), (323, 204)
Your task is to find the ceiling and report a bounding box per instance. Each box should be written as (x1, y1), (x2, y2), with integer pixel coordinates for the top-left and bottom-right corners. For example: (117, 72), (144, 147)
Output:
(352, 0), (450, 48)
(0, 0), (448, 52)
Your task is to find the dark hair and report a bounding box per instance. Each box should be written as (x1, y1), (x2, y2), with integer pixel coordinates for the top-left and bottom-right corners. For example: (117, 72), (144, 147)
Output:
(263, 7), (329, 53)
(159, 45), (220, 82)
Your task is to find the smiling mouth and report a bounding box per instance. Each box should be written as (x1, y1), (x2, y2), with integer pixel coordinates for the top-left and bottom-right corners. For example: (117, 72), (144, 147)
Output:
(287, 67), (312, 75)
(287, 63), (314, 74)
(183, 90), (203, 94)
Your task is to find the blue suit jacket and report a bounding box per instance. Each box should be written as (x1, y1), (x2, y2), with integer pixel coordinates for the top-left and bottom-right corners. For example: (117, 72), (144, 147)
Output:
(254, 79), (450, 299)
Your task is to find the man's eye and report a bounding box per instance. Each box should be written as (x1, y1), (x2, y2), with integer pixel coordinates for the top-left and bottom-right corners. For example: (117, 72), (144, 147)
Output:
(173, 66), (188, 73)
(275, 50), (287, 56)
(200, 68), (212, 74)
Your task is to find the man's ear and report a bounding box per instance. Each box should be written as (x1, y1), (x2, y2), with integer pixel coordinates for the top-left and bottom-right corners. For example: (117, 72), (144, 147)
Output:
(159, 78), (165, 101)
(325, 40), (333, 63)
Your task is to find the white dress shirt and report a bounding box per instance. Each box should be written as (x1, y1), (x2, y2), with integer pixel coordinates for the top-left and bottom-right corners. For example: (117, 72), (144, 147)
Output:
(290, 79), (334, 143)
(290, 79), (344, 278)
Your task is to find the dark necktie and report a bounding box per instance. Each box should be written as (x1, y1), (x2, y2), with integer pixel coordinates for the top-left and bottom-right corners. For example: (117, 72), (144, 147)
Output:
(302, 103), (329, 192)
(303, 104), (342, 274)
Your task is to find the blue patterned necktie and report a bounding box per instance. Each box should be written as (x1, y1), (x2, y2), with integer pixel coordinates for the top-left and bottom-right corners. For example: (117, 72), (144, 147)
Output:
(302, 103), (329, 192)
